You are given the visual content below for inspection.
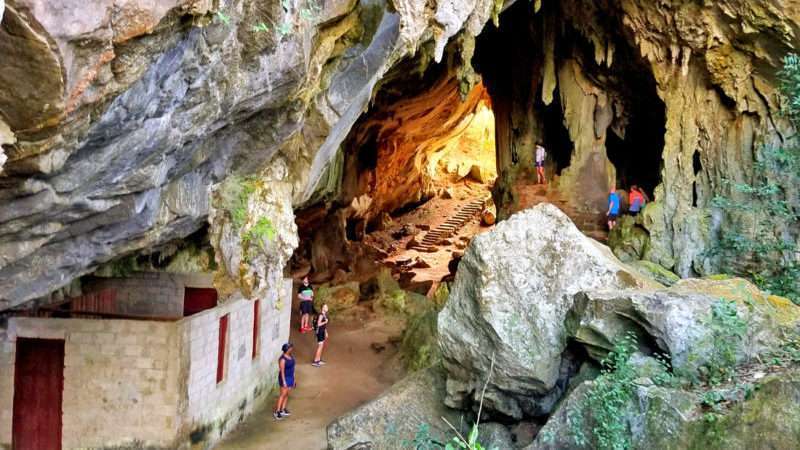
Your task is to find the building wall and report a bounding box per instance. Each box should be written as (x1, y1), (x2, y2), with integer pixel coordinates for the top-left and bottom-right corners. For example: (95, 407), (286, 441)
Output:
(179, 278), (292, 445)
(83, 272), (214, 318)
(0, 317), (183, 449)
(0, 276), (293, 449)
(0, 325), (12, 450)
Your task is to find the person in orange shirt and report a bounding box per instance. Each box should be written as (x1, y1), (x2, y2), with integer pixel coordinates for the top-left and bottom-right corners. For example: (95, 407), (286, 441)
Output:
(628, 185), (648, 216)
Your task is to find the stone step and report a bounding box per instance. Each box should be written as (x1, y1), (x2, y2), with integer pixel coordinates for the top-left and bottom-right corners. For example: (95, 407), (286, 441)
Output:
(417, 198), (487, 247)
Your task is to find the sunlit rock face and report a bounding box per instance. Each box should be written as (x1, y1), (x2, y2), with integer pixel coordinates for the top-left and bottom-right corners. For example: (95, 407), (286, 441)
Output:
(0, 0), (497, 309)
(340, 75), (496, 219)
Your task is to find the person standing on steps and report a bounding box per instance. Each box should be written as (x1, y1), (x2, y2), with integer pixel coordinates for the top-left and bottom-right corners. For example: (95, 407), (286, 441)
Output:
(628, 185), (647, 216)
(298, 276), (314, 333)
(312, 304), (329, 367)
(534, 142), (547, 185)
(274, 343), (295, 420)
(607, 184), (621, 230)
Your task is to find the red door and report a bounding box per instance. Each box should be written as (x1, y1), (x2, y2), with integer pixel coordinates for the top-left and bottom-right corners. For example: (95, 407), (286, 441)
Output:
(13, 338), (65, 450)
(183, 288), (218, 316)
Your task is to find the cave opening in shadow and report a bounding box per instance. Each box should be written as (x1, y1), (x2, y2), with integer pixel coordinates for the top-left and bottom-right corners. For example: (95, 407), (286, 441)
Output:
(473, 0), (667, 220)
(563, 8), (666, 198)
(538, 91), (574, 176)
(602, 53), (666, 197)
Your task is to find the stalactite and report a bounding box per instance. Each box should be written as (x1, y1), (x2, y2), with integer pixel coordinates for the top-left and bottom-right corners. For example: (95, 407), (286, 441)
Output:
(541, 10), (557, 106)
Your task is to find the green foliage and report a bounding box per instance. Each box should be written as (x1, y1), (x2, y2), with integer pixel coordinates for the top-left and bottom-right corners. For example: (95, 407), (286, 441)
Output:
(700, 299), (747, 386)
(444, 425), (496, 450)
(216, 10), (231, 25)
(651, 352), (677, 387)
(215, 0), (319, 38)
(766, 334), (800, 366)
(698, 382), (756, 442)
(711, 54), (800, 303)
(276, 20), (293, 37)
(781, 54), (800, 125)
(406, 423), (445, 449)
(252, 22), (269, 33)
(218, 175), (258, 229)
(244, 217), (277, 250)
(566, 333), (678, 449)
(580, 332), (639, 450)
(407, 424), (498, 450)
(273, 0), (320, 38)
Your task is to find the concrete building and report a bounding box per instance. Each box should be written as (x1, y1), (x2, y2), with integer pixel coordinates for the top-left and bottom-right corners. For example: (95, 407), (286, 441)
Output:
(0, 272), (292, 449)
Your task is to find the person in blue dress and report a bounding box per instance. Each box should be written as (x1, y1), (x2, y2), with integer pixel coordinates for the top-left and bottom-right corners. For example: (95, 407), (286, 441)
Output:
(607, 184), (621, 230)
(273, 343), (295, 420)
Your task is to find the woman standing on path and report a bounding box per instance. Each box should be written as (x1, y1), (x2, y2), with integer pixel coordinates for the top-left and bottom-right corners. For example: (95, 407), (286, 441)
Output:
(274, 343), (295, 420)
(534, 142), (547, 185)
(298, 276), (314, 333)
(312, 304), (329, 367)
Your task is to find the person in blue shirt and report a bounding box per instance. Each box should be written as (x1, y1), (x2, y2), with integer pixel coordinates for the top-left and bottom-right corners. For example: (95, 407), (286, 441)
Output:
(607, 184), (621, 230)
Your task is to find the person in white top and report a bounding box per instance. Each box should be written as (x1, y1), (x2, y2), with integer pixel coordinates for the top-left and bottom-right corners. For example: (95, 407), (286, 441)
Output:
(534, 142), (547, 185)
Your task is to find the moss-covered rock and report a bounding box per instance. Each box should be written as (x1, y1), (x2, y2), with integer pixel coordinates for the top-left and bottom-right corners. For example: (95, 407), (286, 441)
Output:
(609, 215), (650, 262)
(571, 277), (800, 376)
(628, 260), (680, 286)
(399, 308), (441, 372)
(314, 281), (361, 313)
(672, 277), (800, 328)
(529, 367), (800, 450)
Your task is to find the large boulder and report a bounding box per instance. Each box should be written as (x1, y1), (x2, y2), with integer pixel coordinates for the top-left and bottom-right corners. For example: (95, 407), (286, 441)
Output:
(327, 366), (464, 450)
(570, 277), (800, 374)
(438, 203), (659, 418)
(528, 368), (800, 450)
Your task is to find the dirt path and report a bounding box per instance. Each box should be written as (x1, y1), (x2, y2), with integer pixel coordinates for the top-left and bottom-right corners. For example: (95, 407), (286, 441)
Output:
(216, 302), (405, 450)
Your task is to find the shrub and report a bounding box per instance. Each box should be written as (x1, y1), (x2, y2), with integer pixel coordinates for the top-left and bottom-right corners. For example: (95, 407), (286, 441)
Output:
(577, 332), (639, 450)
(700, 299), (747, 386)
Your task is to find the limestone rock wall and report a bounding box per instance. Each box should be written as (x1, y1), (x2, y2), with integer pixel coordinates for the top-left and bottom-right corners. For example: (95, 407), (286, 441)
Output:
(1, 0), (799, 308)
(488, 0), (798, 277)
(0, 0), (497, 310)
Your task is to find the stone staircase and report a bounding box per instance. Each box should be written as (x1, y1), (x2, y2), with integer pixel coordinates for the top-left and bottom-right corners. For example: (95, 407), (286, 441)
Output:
(409, 197), (487, 252)
(514, 183), (609, 242)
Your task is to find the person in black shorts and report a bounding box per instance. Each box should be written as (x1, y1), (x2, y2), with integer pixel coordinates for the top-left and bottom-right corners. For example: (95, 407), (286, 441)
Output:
(298, 276), (314, 333)
(312, 304), (329, 367)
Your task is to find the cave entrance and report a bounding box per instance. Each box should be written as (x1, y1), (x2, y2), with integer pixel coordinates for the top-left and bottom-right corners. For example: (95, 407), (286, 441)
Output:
(538, 90), (574, 176)
(599, 39), (666, 198)
(293, 60), (498, 296)
(473, 0), (666, 223)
